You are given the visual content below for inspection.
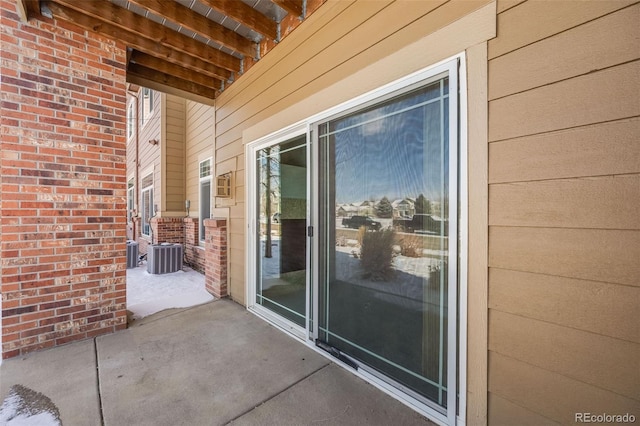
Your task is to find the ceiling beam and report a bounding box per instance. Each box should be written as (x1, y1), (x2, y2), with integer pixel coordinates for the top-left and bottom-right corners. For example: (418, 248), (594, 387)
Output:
(273, 0), (304, 17)
(50, 0), (241, 72)
(127, 0), (256, 58)
(129, 50), (222, 91)
(127, 63), (218, 101)
(127, 67), (216, 106)
(198, 0), (278, 41)
(15, 0), (40, 22)
(43, 2), (232, 82)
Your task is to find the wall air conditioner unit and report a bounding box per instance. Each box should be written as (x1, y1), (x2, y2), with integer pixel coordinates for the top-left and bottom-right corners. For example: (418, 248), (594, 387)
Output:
(216, 173), (231, 198)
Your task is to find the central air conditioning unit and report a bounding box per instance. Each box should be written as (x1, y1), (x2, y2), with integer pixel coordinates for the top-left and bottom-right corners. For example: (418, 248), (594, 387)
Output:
(126, 240), (139, 269)
(147, 243), (183, 274)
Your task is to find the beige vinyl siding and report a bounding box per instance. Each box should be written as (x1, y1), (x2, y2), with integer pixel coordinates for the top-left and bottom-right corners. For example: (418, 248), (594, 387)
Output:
(163, 94), (186, 214)
(488, 0), (637, 59)
(489, 351), (638, 423)
(214, 0), (494, 307)
(138, 87), (161, 227)
(185, 101), (214, 227)
(212, 1), (496, 422)
(487, 1), (640, 424)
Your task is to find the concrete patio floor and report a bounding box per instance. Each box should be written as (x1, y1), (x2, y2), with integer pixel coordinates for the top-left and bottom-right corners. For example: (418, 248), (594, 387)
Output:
(0, 299), (434, 425)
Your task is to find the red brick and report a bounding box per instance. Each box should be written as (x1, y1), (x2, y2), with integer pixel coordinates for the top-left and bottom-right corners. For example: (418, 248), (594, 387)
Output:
(1, 0), (126, 359)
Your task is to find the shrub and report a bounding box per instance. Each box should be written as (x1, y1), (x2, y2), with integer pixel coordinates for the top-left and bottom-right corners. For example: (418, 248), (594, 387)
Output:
(356, 226), (367, 246)
(360, 229), (395, 281)
(401, 241), (422, 258)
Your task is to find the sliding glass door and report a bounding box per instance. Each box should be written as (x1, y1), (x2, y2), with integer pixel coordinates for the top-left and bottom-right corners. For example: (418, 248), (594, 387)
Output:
(254, 135), (308, 332)
(314, 71), (457, 416)
(248, 60), (460, 423)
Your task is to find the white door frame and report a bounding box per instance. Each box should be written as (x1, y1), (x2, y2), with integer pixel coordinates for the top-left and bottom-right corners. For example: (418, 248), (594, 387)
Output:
(245, 54), (467, 426)
(245, 122), (311, 341)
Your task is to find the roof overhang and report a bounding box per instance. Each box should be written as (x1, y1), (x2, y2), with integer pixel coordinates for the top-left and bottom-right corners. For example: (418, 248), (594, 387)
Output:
(18, 0), (321, 103)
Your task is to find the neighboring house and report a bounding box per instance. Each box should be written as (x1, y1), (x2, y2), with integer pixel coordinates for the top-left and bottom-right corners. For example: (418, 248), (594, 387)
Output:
(336, 204), (358, 217)
(392, 198), (415, 218)
(1, 1), (638, 425)
(354, 200), (375, 216)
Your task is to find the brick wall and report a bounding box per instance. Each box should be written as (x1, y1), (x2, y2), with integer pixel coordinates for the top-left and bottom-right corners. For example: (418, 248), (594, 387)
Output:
(0, 1), (127, 358)
(203, 219), (227, 298)
(151, 217), (184, 245)
(184, 217), (205, 273)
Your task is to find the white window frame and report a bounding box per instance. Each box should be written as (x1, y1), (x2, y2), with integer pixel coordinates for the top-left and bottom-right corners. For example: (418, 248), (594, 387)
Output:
(127, 101), (134, 141)
(141, 87), (154, 128)
(246, 54), (467, 426)
(141, 172), (154, 237)
(127, 177), (135, 223)
(199, 158), (212, 244)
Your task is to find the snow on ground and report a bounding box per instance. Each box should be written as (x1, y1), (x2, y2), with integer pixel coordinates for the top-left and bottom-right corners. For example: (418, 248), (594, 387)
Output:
(126, 264), (213, 320)
(259, 236), (281, 288)
(0, 385), (61, 426)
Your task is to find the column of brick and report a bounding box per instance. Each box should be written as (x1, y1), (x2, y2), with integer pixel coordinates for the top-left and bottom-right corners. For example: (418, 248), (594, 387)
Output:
(183, 217), (205, 273)
(203, 219), (227, 298)
(0, 2), (127, 358)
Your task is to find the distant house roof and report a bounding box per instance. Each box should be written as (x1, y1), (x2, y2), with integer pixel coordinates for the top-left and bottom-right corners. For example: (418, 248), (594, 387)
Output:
(392, 198), (415, 207)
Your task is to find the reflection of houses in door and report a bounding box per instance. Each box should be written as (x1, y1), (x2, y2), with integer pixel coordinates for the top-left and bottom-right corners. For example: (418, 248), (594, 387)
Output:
(336, 202), (374, 217)
(336, 204), (359, 217)
(392, 198), (415, 218)
(356, 200), (375, 216)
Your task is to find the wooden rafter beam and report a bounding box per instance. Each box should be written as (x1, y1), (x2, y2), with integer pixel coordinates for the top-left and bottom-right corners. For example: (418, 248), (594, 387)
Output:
(50, 0), (241, 72)
(127, 0), (256, 58)
(129, 50), (222, 91)
(273, 0), (304, 17)
(127, 63), (218, 101)
(199, 0), (278, 41)
(15, 0), (40, 22)
(43, 2), (232, 82)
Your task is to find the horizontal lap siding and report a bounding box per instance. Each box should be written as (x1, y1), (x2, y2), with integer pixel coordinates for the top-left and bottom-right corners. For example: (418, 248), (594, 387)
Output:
(138, 88), (161, 214)
(487, 1), (640, 423)
(214, 0), (492, 303)
(489, 352), (639, 424)
(185, 101), (214, 221)
(164, 95), (185, 213)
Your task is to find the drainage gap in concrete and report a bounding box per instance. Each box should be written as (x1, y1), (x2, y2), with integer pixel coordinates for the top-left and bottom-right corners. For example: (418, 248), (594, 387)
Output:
(94, 338), (106, 426)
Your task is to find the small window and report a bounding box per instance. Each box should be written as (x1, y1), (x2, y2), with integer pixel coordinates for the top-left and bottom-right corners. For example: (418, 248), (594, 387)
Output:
(141, 88), (154, 127)
(141, 172), (154, 237)
(127, 102), (134, 140)
(199, 159), (212, 243)
(127, 178), (134, 222)
(199, 159), (211, 179)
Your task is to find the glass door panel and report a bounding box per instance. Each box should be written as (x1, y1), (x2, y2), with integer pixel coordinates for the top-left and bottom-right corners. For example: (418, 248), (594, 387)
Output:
(317, 77), (453, 409)
(256, 136), (307, 328)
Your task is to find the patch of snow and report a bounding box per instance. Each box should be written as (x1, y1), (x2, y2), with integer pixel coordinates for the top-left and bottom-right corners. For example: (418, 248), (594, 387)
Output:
(258, 237), (282, 290)
(126, 265), (213, 319)
(0, 410), (59, 426)
(0, 386), (61, 426)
